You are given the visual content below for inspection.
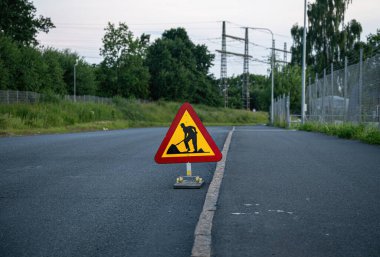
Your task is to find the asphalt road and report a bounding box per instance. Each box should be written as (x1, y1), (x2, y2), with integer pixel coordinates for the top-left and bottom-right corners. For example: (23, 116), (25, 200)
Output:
(212, 126), (380, 257)
(0, 127), (229, 257)
(2, 126), (380, 257)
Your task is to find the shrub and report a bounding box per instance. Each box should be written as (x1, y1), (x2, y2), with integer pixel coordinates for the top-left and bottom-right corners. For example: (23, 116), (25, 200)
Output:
(298, 122), (380, 145)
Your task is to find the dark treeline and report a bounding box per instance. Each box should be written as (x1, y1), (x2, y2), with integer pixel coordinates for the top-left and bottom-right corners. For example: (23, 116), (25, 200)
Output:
(0, 26), (278, 110)
(0, 38), (98, 96)
(0, 22), (224, 107)
(0, 1), (224, 106)
(0, 0), (278, 110)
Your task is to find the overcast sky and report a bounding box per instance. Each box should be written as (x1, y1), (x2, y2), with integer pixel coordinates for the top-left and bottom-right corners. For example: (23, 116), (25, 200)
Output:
(34, 0), (379, 76)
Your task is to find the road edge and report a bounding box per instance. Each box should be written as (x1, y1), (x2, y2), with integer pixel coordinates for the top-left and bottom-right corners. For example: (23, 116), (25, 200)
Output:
(191, 126), (234, 257)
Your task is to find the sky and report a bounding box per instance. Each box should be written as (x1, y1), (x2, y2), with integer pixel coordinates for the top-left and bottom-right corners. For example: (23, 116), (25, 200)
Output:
(34, 0), (379, 77)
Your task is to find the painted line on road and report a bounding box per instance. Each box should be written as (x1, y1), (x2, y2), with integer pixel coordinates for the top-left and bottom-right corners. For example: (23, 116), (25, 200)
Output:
(191, 126), (234, 257)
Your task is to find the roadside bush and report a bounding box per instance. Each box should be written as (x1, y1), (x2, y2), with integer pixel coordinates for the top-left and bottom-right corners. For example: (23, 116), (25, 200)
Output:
(360, 127), (380, 145)
(298, 122), (315, 132)
(298, 122), (380, 145)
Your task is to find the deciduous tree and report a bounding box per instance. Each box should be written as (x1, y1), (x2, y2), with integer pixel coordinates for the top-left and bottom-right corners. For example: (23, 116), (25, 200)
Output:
(146, 27), (220, 105)
(99, 22), (150, 98)
(0, 0), (55, 45)
(290, 0), (362, 73)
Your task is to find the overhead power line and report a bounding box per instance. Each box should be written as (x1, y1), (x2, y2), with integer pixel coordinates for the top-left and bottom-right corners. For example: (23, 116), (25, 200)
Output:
(216, 21), (293, 111)
(216, 50), (252, 58)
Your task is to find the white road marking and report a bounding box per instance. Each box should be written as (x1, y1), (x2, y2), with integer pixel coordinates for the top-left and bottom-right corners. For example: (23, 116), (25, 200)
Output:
(191, 127), (234, 257)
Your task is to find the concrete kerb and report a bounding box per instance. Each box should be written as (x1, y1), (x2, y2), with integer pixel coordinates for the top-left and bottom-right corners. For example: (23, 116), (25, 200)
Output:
(191, 127), (234, 257)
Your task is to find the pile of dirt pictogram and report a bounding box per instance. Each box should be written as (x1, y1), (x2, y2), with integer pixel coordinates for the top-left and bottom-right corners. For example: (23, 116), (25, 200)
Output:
(166, 144), (208, 155)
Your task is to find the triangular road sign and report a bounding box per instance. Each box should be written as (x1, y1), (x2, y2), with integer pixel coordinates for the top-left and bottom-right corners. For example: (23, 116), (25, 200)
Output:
(155, 102), (222, 164)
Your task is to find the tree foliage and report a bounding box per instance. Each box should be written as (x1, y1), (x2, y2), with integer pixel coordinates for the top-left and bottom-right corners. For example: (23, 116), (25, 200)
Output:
(288, 0), (380, 116)
(146, 28), (221, 106)
(274, 65), (303, 113)
(291, 0), (362, 73)
(359, 29), (380, 59)
(0, 34), (98, 95)
(0, 0), (55, 46)
(223, 74), (272, 111)
(98, 22), (150, 98)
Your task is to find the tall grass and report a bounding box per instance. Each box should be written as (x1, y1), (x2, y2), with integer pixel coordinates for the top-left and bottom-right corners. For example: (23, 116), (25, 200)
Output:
(297, 122), (380, 145)
(0, 99), (268, 135)
(0, 102), (122, 128)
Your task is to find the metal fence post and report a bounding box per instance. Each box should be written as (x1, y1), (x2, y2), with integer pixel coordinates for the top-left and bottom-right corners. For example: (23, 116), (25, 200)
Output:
(344, 57), (348, 123)
(274, 98), (277, 124)
(359, 48), (363, 123)
(286, 94), (290, 128)
(322, 69), (326, 122)
(331, 63), (334, 123)
(308, 77), (312, 120)
(315, 74), (318, 121)
(283, 94), (286, 125)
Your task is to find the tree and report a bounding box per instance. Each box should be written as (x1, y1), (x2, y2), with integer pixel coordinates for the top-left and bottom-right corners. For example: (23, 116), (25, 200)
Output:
(0, 34), (54, 92)
(146, 27), (219, 105)
(0, 0), (55, 45)
(224, 74), (273, 111)
(223, 75), (244, 109)
(366, 29), (380, 49)
(49, 49), (98, 96)
(99, 22), (150, 98)
(363, 29), (380, 58)
(15, 42), (45, 92)
(40, 48), (66, 94)
(251, 74), (271, 111)
(0, 34), (99, 95)
(274, 65), (302, 113)
(0, 58), (9, 90)
(291, 0), (362, 73)
(0, 35), (20, 89)
(290, 24), (305, 66)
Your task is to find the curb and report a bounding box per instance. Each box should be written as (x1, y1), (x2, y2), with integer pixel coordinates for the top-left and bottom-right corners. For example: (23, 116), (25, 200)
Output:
(191, 127), (234, 257)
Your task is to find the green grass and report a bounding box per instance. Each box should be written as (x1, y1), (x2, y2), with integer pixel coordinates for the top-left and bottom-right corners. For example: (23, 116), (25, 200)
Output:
(297, 122), (380, 145)
(0, 99), (268, 136)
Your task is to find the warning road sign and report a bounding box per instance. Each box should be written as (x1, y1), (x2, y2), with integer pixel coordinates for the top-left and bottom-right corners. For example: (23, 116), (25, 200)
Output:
(155, 102), (222, 164)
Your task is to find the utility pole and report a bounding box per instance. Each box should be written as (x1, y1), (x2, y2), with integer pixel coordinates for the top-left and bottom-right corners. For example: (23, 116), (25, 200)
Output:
(221, 21), (228, 108)
(219, 24), (284, 116)
(247, 27), (274, 124)
(301, 0), (307, 124)
(271, 39), (275, 124)
(218, 22), (252, 109)
(243, 28), (250, 110)
(74, 59), (78, 102)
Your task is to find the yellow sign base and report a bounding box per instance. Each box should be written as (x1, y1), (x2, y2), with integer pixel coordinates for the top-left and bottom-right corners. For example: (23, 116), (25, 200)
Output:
(173, 176), (204, 189)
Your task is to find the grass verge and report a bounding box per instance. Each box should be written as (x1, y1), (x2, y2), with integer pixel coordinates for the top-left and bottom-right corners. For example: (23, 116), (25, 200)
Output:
(297, 122), (380, 145)
(0, 99), (268, 136)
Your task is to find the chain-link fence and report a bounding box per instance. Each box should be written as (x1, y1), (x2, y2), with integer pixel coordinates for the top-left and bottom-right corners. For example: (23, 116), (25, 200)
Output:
(0, 90), (40, 104)
(307, 51), (380, 127)
(273, 94), (291, 127)
(63, 95), (113, 104)
(0, 90), (113, 105)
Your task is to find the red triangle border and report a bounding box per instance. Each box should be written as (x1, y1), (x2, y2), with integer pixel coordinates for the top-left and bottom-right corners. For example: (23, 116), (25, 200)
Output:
(154, 102), (223, 164)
